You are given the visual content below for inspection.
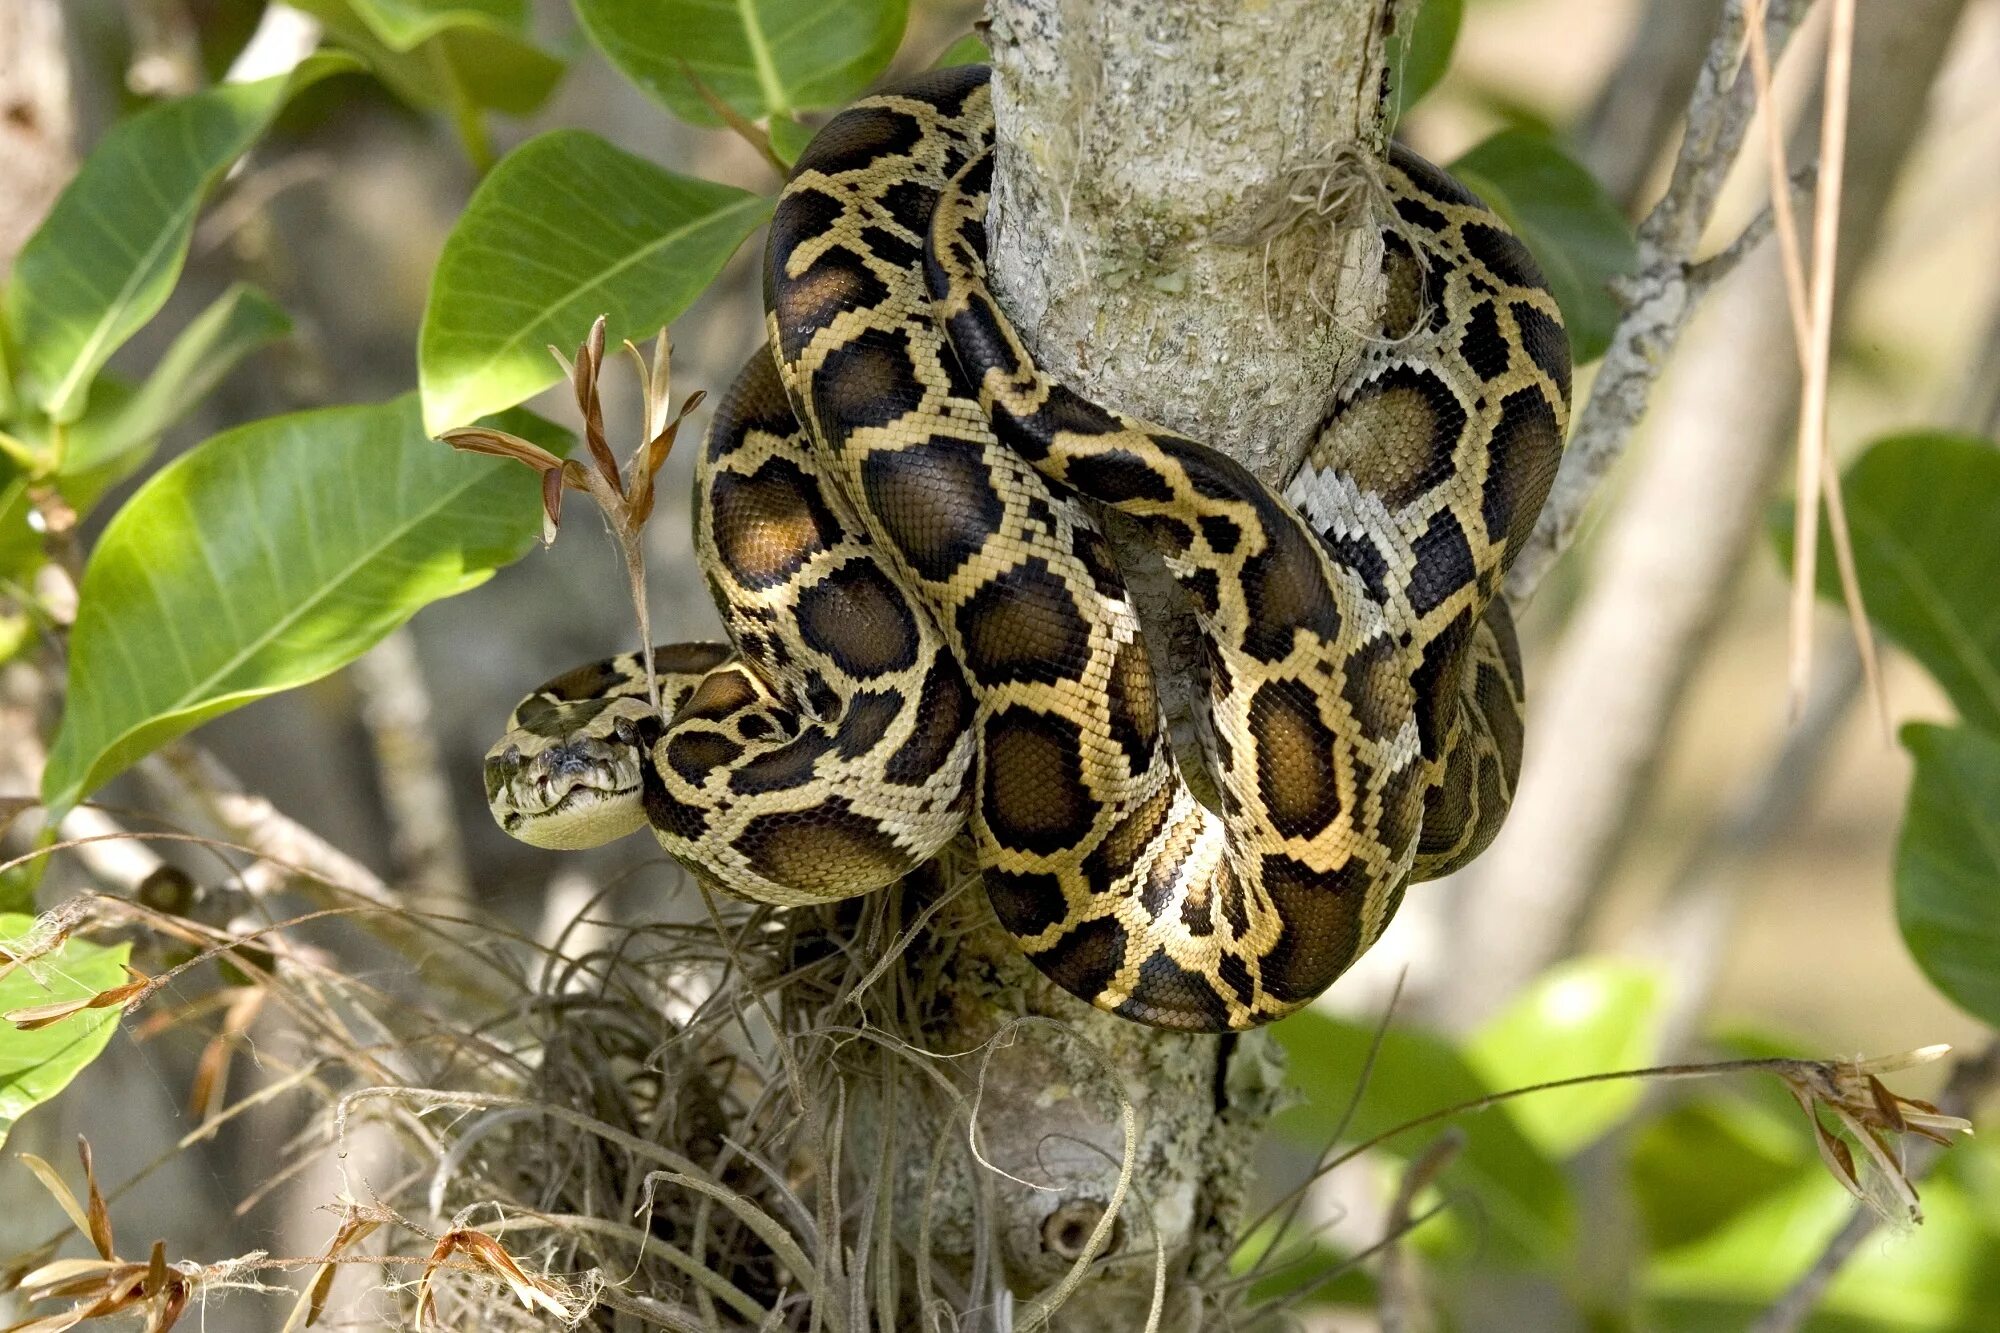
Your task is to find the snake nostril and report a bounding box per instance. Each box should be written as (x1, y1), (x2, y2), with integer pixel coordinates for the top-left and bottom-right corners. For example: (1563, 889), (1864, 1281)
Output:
(539, 744), (594, 778)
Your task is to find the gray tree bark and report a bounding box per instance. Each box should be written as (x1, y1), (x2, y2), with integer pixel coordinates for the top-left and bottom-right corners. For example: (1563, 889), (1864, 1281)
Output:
(918, 0), (1399, 1320)
(988, 0), (1400, 799)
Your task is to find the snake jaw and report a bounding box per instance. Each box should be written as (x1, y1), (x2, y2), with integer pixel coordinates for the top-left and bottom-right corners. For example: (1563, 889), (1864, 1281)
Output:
(484, 732), (649, 849)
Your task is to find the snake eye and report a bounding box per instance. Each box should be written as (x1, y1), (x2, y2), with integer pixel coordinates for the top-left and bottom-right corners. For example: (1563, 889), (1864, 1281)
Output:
(612, 716), (640, 745)
(502, 744), (522, 766)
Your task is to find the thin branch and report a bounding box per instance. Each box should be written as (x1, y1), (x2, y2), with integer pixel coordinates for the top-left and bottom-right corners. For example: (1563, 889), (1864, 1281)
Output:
(1507, 0), (1818, 601)
(1683, 161), (1816, 293)
(350, 630), (471, 912)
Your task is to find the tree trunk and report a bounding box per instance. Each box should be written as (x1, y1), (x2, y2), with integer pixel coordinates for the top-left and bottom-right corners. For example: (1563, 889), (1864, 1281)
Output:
(914, 0), (1399, 1319)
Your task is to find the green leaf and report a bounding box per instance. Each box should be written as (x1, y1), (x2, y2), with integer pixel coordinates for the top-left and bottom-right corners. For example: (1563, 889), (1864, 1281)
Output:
(42, 398), (568, 813)
(62, 283), (292, 501)
(338, 0), (527, 48)
(3, 54), (354, 424)
(574, 0), (908, 125)
(1896, 722), (2000, 1028)
(1272, 1008), (1572, 1263)
(0, 458), (36, 582)
(0, 916), (131, 1148)
(1647, 1171), (2000, 1330)
(767, 115), (816, 167)
(1629, 1091), (1812, 1250)
(1388, 0), (1462, 124)
(418, 129), (770, 434)
(933, 33), (989, 69)
(1777, 432), (2000, 734)
(1464, 956), (1665, 1157)
(1449, 129), (1636, 363)
(291, 0), (565, 118)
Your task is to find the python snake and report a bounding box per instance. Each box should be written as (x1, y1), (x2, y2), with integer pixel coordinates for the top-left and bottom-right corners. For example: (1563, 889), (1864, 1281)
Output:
(484, 66), (1570, 1032)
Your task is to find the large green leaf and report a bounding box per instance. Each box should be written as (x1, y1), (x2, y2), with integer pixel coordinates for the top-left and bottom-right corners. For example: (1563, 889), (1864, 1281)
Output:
(42, 398), (567, 813)
(1779, 432), (2000, 734)
(0, 916), (131, 1148)
(291, 0), (564, 119)
(1646, 1171), (2000, 1331)
(1628, 1091), (1813, 1251)
(418, 129), (770, 434)
(1450, 129), (1636, 363)
(1388, 0), (1462, 124)
(1465, 956), (1665, 1157)
(1272, 1009), (1572, 1263)
(340, 0), (525, 48)
(1897, 723), (2000, 1028)
(3, 55), (353, 425)
(574, 0), (908, 125)
(62, 282), (293, 501)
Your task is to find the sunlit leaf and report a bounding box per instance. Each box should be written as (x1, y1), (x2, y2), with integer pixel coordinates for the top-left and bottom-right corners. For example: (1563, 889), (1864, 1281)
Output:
(1465, 956), (1665, 1157)
(574, 0), (908, 125)
(42, 399), (569, 813)
(1450, 129), (1636, 363)
(1776, 432), (2000, 734)
(1388, 0), (1462, 124)
(418, 129), (769, 434)
(1272, 1008), (1572, 1263)
(1896, 723), (2000, 1029)
(2, 54), (354, 424)
(1645, 1170), (2000, 1330)
(1629, 1092), (1815, 1251)
(0, 916), (131, 1149)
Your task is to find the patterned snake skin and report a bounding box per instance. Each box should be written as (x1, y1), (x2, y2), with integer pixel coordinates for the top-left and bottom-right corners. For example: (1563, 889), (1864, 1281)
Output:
(484, 66), (1571, 1032)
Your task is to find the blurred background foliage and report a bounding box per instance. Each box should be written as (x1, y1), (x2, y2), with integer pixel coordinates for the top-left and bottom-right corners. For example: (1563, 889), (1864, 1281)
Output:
(0, 0), (1996, 1329)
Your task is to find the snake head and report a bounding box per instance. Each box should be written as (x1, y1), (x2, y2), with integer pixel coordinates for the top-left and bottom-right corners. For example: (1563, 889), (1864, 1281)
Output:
(484, 695), (657, 849)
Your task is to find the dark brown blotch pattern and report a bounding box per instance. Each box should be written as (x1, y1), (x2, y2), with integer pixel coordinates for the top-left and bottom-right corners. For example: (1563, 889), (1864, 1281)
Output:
(981, 707), (1098, 855)
(1249, 678), (1344, 839)
(795, 558), (922, 678)
(861, 436), (1006, 582)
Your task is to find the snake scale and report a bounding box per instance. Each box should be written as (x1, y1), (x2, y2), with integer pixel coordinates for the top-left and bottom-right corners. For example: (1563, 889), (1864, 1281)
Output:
(484, 66), (1571, 1032)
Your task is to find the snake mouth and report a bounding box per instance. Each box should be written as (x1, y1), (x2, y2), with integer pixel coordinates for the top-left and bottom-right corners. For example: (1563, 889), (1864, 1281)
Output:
(496, 756), (643, 816)
(492, 759), (647, 850)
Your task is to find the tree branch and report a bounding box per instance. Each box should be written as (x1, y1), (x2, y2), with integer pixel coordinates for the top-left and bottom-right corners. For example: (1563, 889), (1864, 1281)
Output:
(350, 630), (472, 913)
(1506, 0), (1817, 602)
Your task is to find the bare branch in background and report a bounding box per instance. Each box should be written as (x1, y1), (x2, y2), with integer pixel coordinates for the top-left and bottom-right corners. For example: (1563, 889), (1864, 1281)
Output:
(1576, 0), (1729, 207)
(1636, 635), (1864, 1054)
(1442, 0), (1971, 1024)
(1506, 0), (1817, 602)
(136, 742), (512, 1010)
(350, 631), (472, 913)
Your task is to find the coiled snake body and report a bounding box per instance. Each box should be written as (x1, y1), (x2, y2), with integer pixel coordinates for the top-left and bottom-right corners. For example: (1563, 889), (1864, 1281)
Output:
(485, 66), (1570, 1032)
